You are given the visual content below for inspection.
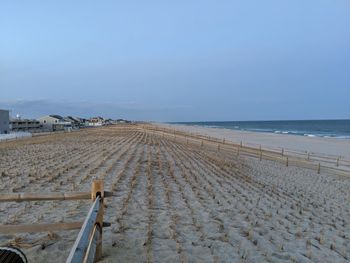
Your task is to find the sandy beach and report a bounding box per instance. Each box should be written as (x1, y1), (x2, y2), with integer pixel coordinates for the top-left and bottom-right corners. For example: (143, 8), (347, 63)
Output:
(160, 123), (350, 160)
(0, 124), (349, 262)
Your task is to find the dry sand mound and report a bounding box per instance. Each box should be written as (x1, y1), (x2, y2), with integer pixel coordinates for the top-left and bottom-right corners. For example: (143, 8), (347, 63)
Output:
(0, 125), (349, 262)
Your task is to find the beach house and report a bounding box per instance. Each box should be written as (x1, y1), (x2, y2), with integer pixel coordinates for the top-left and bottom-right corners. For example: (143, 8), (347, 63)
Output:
(89, 116), (104, 127)
(0, 109), (10, 134)
(38, 115), (72, 132)
(63, 116), (81, 129)
(10, 118), (42, 132)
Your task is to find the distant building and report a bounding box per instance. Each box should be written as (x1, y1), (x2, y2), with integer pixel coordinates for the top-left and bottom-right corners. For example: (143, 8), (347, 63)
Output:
(10, 119), (42, 132)
(77, 117), (90, 127)
(82, 118), (90, 127)
(116, 119), (131, 124)
(104, 118), (114, 125)
(0, 109), (10, 134)
(89, 116), (104, 127)
(63, 116), (81, 129)
(38, 115), (72, 131)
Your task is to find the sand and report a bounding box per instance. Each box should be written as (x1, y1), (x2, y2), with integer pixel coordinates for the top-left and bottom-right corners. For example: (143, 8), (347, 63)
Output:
(160, 124), (350, 160)
(0, 125), (349, 262)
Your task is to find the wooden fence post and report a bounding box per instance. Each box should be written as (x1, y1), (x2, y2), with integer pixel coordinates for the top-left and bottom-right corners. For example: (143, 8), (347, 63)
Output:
(307, 152), (310, 161)
(317, 163), (321, 174)
(336, 157), (340, 167)
(286, 156), (289, 167)
(91, 180), (104, 262)
(259, 147), (262, 161)
(282, 148), (284, 157)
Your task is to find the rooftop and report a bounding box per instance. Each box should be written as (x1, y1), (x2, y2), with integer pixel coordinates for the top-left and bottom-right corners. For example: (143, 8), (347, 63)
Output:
(49, 115), (63, 120)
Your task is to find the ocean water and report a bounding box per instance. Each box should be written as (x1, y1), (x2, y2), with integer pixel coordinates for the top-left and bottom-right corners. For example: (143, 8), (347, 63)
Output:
(172, 120), (350, 139)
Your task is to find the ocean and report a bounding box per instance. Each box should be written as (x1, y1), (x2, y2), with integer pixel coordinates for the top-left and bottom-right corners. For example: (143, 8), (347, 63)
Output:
(172, 120), (350, 139)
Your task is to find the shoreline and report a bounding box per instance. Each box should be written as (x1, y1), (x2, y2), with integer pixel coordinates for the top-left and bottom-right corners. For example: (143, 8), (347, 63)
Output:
(169, 119), (350, 139)
(159, 123), (350, 160)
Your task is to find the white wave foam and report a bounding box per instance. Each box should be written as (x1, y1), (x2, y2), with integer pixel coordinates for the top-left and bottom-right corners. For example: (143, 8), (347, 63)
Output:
(304, 134), (316, 137)
(332, 136), (350, 139)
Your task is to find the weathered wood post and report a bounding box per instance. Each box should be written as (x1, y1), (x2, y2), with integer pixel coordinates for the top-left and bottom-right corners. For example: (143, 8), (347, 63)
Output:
(307, 152), (310, 161)
(259, 146), (262, 161)
(286, 156), (289, 167)
(282, 148), (284, 157)
(217, 144), (220, 152)
(91, 180), (104, 262)
(240, 141), (242, 147)
(336, 157), (340, 167)
(317, 163), (321, 174)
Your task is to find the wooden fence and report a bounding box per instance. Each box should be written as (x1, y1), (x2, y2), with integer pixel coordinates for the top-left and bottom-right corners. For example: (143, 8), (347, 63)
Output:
(0, 180), (112, 263)
(140, 124), (350, 178)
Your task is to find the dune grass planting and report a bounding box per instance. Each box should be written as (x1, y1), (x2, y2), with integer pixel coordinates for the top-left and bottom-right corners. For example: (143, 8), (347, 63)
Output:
(0, 125), (349, 262)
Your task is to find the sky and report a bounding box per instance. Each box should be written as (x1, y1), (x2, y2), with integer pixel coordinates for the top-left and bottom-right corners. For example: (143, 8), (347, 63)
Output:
(0, 1), (349, 121)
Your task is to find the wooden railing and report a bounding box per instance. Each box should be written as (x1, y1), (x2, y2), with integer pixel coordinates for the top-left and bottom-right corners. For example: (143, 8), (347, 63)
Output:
(0, 180), (112, 263)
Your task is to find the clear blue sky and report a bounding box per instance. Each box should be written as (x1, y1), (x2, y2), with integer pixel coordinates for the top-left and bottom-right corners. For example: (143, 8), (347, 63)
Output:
(1, 1), (349, 121)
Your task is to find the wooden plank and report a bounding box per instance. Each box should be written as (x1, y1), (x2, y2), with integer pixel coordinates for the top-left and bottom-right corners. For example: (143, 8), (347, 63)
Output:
(0, 192), (91, 202)
(64, 192), (91, 200)
(0, 193), (20, 202)
(0, 191), (113, 202)
(20, 192), (65, 201)
(0, 222), (82, 234)
(66, 196), (101, 263)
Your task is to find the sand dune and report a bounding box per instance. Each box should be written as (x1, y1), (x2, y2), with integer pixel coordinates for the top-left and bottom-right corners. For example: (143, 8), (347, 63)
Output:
(0, 125), (349, 262)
